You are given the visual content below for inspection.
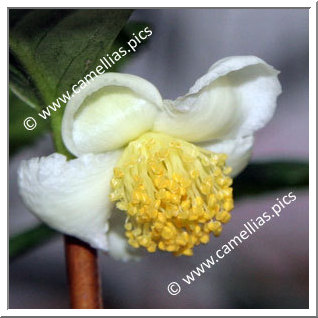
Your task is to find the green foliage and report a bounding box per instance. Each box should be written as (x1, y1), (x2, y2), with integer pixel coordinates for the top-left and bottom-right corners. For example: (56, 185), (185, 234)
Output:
(9, 90), (49, 156)
(10, 9), (132, 104)
(9, 224), (56, 260)
(9, 63), (43, 110)
(234, 160), (309, 198)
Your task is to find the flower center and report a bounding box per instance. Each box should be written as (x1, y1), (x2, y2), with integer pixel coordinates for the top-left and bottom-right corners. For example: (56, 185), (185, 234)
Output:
(110, 132), (234, 256)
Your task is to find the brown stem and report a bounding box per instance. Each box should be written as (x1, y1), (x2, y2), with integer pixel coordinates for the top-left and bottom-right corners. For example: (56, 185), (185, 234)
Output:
(64, 235), (103, 309)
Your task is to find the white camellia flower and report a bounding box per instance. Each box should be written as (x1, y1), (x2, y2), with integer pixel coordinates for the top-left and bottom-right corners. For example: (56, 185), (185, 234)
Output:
(18, 56), (281, 261)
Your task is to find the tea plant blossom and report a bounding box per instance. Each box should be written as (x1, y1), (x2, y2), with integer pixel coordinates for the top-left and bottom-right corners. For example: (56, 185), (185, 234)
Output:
(18, 56), (281, 261)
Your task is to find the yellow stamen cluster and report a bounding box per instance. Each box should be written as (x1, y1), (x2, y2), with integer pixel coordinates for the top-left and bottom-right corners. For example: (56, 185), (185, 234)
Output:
(110, 132), (234, 256)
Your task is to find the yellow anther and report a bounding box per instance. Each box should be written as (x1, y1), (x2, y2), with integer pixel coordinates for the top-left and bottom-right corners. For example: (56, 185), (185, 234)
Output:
(213, 167), (222, 177)
(225, 177), (233, 187)
(208, 194), (216, 207)
(127, 206), (137, 216)
(181, 199), (190, 210)
(179, 209), (189, 219)
(132, 228), (142, 236)
(200, 234), (210, 244)
(204, 176), (213, 186)
(172, 179), (181, 190)
(182, 249), (193, 256)
(139, 236), (150, 246)
(223, 199), (234, 211)
(110, 132), (234, 256)
(125, 223), (132, 231)
(114, 168), (124, 178)
(126, 231), (134, 239)
(195, 197), (204, 207)
(210, 221), (222, 236)
(158, 213), (166, 223)
(140, 193), (151, 204)
(116, 202), (127, 210)
(189, 212), (199, 221)
(223, 166), (232, 175)
(223, 188), (233, 198)
(153, 199), (161, 209)
(158, 241), (166, 250)
(154, 176), (168, 189)
(170, 194), (180, 204)
(200, 184), (210, 195)
(216, 211), (232, 223)
(216, 191), (224, 200)
(147, 243), (157, 253)
(109, 191), (121, 201)
(194, 225), (201, 234)
(217, 177), (226, 186)
(110, 178), (120, 189)
(128, 239), (139, 248)
(153, 222), (164, 231)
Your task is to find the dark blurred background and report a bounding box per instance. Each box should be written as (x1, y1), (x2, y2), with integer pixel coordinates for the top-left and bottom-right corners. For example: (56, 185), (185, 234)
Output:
(9, 9), (309, 308)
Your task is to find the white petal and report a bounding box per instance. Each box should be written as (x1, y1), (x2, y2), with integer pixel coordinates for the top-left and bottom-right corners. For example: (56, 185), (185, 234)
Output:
(154, 56), (281, 142)
(106, 208), (142, 261)
(199, 135), (254, 177)
(18, 151), (121, 251)
(62, 73), (163, 156)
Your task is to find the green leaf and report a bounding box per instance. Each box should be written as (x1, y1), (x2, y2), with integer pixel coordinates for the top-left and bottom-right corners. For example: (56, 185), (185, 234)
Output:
(9, 224), (56, 260)
(234, 160), (309, 198)
(9, 90), (49, 156)
(9, 62), (43, 110)
(9, 9), (33, 28)
(10, 9), (132, 101)
(9, 9), (133, 155)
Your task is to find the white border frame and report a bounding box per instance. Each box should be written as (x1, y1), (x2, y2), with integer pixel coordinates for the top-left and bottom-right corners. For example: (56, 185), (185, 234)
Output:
(4, 1), (316, 316)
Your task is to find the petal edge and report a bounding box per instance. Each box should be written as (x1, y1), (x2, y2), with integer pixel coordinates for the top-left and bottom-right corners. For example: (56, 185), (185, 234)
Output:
(18, 151), (122, 251)
(154, 56), (281, 143)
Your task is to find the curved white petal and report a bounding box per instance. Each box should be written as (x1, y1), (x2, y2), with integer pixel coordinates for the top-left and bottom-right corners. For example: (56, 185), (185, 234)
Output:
(154, 56), (281, 142)
(199, 135), (254, 177)
(106, 208), (143, 261)
(62, 73), (163, 156)
(18, 151), (122, 251)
